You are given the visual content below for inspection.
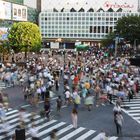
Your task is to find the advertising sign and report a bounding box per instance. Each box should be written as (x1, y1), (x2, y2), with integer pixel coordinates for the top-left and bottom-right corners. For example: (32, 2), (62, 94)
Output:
(0, 28), (9, 40)
(50, 42), (59, 49)
(0, 0), (11, 20)
(12, 3), (27, 21)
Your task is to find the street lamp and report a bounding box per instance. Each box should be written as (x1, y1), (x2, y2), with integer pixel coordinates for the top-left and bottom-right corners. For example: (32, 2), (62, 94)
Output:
(114, 33), (119, 57)
(134, 39), (138, 55)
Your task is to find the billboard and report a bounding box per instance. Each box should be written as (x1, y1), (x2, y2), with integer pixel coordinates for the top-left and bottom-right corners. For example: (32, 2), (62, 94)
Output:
(0, 28), (9, 40)
(50, 42), (59, 49)
(0, 0), (11, 20)
(12, 3), (27, 21)
(42, 0), (138, 12)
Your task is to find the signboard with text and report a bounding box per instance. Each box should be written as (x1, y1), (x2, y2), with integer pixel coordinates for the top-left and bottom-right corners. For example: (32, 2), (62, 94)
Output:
(12, 3), (27, 21)
(0, 0), (11, 20)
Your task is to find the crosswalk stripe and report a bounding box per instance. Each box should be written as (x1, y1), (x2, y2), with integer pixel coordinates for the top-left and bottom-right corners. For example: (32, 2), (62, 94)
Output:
(59, 127), (85, 140)
(42, 124), (74, 140)
(130, 107), (140, 109)
(109, 136), (118, 140)
(122, 104), (140, 107)
(75, 130), (96, 140)
(113, 93), (140, 125)
(1, 108), (118, 140)
(6, 110), (18, 116)
(37, 122), (66, 137)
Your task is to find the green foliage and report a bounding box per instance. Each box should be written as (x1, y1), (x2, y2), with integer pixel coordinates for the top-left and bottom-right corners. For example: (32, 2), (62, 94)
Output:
(116, 15), (140, 44)
(8, 22), (42, 53)
(27, 7), (39, 23)
(101, 32), (115, 47)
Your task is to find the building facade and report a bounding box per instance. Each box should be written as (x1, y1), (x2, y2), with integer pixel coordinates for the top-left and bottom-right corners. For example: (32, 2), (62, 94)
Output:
(39, 0), (140, 43)
(39, 12), (139, 41)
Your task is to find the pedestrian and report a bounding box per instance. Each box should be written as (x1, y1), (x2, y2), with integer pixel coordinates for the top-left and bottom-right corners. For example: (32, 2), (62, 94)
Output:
(28, 124), (40, 140)
(50, 129), (58, 140)
(84, 93), (93, 111)
(113, 103), (122, 118)
(114, 112), (124, 136)
(0, 104), (6, 122)
(74, 94), (81, 110)
(44, 100), (51, 121)
(56, 95), (62, 114)
(71, 108), (78, 129)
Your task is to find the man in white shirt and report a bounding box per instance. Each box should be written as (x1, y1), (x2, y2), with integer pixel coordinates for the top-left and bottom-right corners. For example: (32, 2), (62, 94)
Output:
(28, 124), (40, 140)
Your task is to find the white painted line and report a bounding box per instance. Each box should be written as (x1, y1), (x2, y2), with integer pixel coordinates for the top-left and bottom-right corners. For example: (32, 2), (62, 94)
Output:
(6, 110), (18, 116)
(109, 136), (118, 140)
(6, 113), (19, 120)
(57, 124), (73, 136)
(124, 101), (140, 104)
(26, 120), (60, 140)
(127, 110), (140, 113)
(43, 124), (74, 140)
(76, 130), (96, 140)
(59, 127), (85, 140)
(38, 122), (66, 137)
(0, 114), (45, 139)
(129, 113), (140, 116)
(130, 107), (140, 109)
(122, 104), (140, 107)
(21, 104), (31, 108)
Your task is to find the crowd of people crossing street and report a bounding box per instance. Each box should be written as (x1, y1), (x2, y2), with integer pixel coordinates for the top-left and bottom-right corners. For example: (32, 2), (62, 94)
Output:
(0, 47), (139, 139)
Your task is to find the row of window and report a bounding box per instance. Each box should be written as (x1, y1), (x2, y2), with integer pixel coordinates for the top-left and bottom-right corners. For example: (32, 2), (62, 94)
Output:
(41, 34), (105, 38)
(41, 18), (119, 22)
(41, 12), (138, 17)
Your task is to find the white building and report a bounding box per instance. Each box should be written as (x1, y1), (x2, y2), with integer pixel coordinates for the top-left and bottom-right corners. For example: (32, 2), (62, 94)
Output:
(39, 0), (140, 43)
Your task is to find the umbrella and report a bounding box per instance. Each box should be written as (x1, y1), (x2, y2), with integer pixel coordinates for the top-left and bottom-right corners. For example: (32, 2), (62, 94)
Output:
(116, 91), (126, 98)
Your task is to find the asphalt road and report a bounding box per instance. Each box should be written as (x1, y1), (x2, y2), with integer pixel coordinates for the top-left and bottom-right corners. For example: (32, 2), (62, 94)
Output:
(2, 85), (140, 140)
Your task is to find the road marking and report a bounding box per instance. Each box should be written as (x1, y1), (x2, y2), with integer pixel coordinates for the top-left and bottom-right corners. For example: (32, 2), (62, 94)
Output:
(76, 130), (96, 140)
(59, 127), (85, 140)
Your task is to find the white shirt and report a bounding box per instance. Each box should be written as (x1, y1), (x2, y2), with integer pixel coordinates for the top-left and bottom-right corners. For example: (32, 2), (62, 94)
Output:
(65, 91), (71, 98)
(29, 127), (39, 138)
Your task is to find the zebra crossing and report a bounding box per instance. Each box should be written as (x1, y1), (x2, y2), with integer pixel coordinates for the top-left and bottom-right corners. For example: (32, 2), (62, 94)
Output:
(113, 94), (140, 124)
(0, 108), (118, 140)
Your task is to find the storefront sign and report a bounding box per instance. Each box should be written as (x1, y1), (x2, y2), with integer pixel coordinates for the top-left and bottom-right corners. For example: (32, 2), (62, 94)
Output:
(104, 1), (134, 9)
(12, 3), (27, 21)
(0, 0), (11, 20)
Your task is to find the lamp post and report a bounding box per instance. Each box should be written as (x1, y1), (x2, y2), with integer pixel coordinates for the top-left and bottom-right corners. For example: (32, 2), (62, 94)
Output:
(134, 39), (138, 55)
(114, 34), (119, 57)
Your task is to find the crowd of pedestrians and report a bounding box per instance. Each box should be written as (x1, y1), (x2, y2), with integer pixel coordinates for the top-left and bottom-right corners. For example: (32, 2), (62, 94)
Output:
(0, 47), (139, 139)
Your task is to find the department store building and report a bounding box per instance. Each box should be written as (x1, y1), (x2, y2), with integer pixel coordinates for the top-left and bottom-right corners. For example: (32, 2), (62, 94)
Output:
(39, 0), (140, 47)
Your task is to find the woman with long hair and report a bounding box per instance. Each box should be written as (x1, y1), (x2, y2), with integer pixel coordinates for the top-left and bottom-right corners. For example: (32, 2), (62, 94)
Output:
(71, 108), (78, 129)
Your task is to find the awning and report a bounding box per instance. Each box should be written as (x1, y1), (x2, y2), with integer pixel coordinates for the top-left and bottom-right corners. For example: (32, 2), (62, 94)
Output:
(75, 44), (89, 51)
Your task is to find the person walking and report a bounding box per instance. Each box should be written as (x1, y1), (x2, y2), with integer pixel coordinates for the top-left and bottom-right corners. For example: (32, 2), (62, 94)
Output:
(44, 100), (51, 121)
(28, 124), (40, 140)
(56, 96), (62, 115)
(71, 108), (78, 129)
(114, 112), (124, 136)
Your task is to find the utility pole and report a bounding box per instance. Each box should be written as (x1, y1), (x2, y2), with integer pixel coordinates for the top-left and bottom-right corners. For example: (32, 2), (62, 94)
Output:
(134, 39), (138, 55)
(115, 35), (119, 57)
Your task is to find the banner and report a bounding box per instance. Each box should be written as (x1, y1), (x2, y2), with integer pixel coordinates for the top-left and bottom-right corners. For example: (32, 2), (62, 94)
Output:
(0, 28), (9, 40)
(0, 0), (11, 20)
(12, 3), (27, 21)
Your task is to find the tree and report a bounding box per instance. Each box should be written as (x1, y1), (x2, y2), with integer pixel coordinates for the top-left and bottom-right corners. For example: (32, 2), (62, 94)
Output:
(115, 15), (140, 44)
(8, 22), (42, 58)
(101, 32), (115, 48)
